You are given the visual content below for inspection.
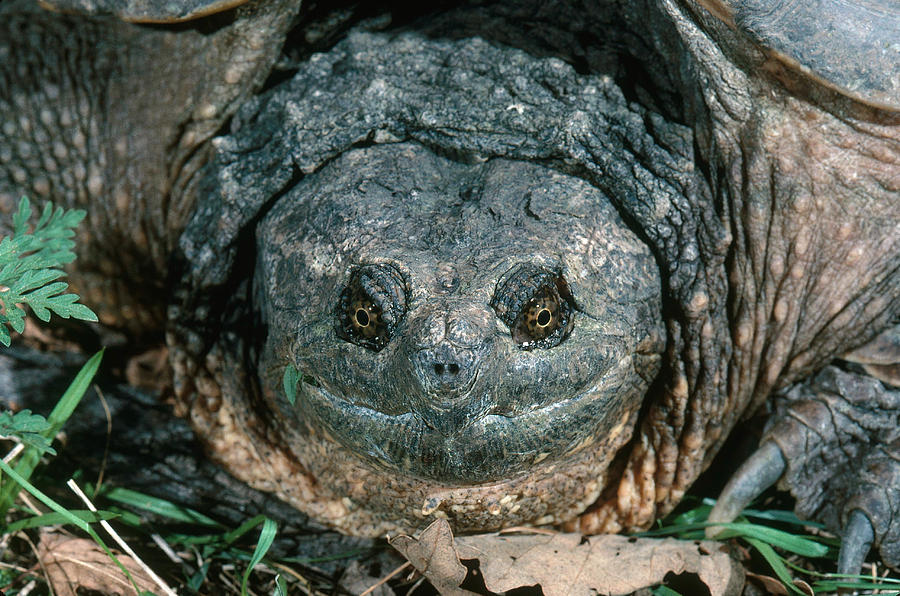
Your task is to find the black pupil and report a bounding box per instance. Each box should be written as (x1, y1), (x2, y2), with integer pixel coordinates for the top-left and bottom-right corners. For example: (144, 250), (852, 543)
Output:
(355, 308), (370, 327)
(537, 308), (552, 327)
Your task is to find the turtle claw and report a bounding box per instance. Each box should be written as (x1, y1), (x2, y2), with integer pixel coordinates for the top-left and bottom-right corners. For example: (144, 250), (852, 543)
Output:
(717, 366), (900, 571)
(707, 440), (786, 534)
(838, 509), (875, 577)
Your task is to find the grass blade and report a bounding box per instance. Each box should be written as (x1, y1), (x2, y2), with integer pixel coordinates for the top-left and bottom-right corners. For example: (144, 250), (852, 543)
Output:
(744, 536), (804, 595)
(241, 517), (277, 596)
(711, 524), (829, 558)
(0, 350), (103, 516)
(5, 509), (117, 532)
(103, 487), (222, 528)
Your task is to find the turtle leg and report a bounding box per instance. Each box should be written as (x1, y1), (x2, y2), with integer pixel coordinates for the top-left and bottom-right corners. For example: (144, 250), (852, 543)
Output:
(708, 361), (900, 573)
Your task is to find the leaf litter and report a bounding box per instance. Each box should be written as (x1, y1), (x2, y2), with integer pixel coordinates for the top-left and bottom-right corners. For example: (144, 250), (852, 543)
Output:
(391, 519), (744, 595)
(36, 531), (159, 596)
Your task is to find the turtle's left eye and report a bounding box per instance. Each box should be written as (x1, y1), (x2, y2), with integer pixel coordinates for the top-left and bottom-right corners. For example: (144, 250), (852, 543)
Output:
(336, 264), (407, 351)
(514, 286), (562, 341)
(490, 265), (575, 349)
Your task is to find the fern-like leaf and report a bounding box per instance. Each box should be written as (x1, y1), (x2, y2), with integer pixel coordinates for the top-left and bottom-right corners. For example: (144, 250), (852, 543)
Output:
(0, 197), (98, 346)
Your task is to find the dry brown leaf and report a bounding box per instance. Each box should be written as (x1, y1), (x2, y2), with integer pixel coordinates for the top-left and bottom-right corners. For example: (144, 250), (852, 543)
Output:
(792, 578), (815, 595)
(458, 531), (744, 596)
(37, 532), (160, 596)
(745, 571), (790, 594)
(389, 520), (475, 595)
(392, 520), (744, 596)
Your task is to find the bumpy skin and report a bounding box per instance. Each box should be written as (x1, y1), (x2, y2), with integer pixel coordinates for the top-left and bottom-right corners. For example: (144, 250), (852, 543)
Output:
(171, 3), (899, 537)
(0, 0), (298, 336)
(249, 143), (663, 532)
(1, 0), (898, 549)
(38, 0), (251, 24)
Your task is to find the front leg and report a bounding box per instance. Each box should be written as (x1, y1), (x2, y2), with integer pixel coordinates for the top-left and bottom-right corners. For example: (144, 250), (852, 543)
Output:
(709, 361), (900, 574)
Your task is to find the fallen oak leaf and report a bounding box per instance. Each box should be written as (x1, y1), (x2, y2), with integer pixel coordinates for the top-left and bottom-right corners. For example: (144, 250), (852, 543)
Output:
(392, 520), (744, 596)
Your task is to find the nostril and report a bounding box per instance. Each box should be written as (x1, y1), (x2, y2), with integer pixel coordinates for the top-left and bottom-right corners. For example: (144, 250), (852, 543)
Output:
(432, 362), (461, 377)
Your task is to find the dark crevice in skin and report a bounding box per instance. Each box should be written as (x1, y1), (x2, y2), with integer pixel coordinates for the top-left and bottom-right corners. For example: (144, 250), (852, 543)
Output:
(261, 0), (388, 93)
(523, 193), (541, 221)
(168, 160), (301, 376)
(136, 5), (237, 34)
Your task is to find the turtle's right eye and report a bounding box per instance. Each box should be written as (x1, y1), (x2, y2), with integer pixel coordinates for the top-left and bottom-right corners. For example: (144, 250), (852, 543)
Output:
(336, 264), (408, 351)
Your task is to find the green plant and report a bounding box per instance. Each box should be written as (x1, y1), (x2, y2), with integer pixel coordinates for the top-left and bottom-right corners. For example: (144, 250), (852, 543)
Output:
(0, 198), (280, 594)
(639, 498), (900, 595)
(0, 196), (97, 346)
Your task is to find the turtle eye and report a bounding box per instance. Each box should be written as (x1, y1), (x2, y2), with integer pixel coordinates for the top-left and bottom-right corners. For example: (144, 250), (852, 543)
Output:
(491, 265), (575, 349)
(514, 287), (561, 341)
(337, 264), (407, 351)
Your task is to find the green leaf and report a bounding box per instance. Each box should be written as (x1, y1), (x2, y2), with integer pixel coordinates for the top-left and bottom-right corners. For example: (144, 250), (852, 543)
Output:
(103, 487), (222, 528)
(241, 517), (277, 596)
(224, 514), (270, 545)
(744, 536), (805, 595)
(0, 350), (103, 516)
(12, 196), (31, 236)
(0, 197), (98, 341)
(283, 365), (301, 406)
(4, 509), (117, 533)
(0, 409), (55, 454)
(710, 524), (828, 558)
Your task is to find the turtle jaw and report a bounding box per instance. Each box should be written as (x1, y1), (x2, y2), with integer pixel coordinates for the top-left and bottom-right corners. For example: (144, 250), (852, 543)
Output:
(293, 348), (658, 485)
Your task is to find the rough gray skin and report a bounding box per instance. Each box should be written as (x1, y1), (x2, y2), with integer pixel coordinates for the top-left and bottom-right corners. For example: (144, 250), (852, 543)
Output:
(0, 0), (298, 335)
(173, 6), (899, 550)
(258, 143), (663, 483)
(1, 0), (899, 569)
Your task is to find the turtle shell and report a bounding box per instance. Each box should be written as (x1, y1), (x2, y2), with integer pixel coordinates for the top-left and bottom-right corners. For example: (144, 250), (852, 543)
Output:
(37, 0), (249, 23)
(698, 0), (900, 111)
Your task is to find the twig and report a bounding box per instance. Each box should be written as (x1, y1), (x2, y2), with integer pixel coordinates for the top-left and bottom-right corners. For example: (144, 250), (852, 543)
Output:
(151, 533), (182, 564)
(2, 442), (24, 464)
(92, 386), (113, 495)
(17, 530), (54, 596)
(359, 561), (412, 596)
(67, 478), (177, 596)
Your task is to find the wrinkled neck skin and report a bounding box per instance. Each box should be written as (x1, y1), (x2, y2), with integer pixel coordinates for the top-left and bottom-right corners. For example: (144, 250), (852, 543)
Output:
(578, 0), (900, 532)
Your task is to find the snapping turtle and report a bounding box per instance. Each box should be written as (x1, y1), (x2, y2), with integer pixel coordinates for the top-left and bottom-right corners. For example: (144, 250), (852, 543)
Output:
(1, 0), (898, 577)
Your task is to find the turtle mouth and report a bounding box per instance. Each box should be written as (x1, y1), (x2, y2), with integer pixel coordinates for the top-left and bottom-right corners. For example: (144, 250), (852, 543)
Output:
(297, 370), (643, 484)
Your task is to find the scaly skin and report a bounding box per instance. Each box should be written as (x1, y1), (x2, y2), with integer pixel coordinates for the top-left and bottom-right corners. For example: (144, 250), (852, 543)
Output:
(1, 0), (898, 559)
(0, 0), (298, 336)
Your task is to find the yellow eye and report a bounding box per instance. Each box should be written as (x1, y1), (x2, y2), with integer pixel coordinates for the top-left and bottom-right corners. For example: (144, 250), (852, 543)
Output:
(515, 288), (560, 341)
(336, 264), (408, 351)
(350, 299), (382, 339)
(490, 265), (576, 350)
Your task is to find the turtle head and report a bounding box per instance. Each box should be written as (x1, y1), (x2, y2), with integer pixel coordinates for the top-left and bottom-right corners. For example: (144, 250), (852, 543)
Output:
(255, 142), (664, 484)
